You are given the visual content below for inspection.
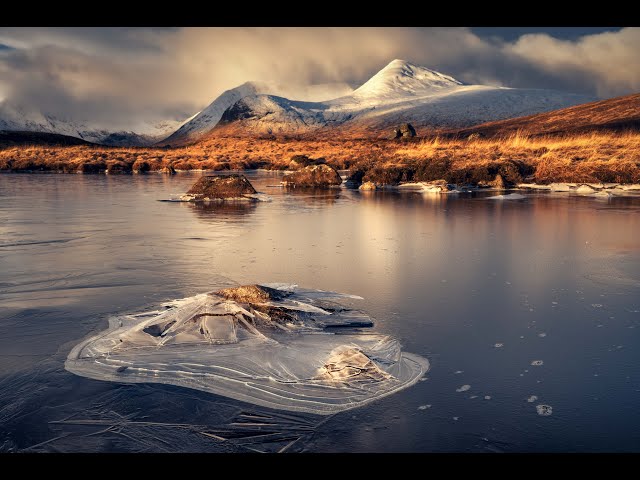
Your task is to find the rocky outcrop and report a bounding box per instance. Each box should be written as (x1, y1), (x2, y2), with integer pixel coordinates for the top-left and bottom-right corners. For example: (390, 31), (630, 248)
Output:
(281, 164), (343, 188)
(392, 123), (417, 139)
(186, 174), (257, 200)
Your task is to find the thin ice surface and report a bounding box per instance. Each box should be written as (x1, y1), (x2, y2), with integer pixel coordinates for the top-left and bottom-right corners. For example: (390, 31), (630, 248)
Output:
(65, 284), (429, 416)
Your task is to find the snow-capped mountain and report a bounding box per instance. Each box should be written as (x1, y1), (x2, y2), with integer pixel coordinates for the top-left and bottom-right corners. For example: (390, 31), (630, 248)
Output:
(0, 101), (191, 146)
(161, 81), (269, 145)
(202, 59), (596, 139)
(160, 81), (353, 145)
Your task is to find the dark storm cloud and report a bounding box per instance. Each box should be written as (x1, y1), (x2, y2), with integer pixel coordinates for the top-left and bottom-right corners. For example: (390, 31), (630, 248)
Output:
(0, 27), (637, 128)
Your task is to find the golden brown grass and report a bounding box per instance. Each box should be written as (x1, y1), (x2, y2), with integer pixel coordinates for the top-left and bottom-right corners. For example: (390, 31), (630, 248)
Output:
(1, 131), (639, 184)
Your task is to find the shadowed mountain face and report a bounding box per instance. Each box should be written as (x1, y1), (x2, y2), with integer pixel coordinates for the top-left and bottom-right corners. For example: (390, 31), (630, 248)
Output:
(186, 59), (594, 141)
(446, 93), (640, 138)
(0, 130), (94, 147)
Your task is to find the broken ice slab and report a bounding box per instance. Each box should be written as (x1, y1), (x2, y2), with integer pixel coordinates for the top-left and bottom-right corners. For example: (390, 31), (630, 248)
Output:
(66, 284), (429, 415)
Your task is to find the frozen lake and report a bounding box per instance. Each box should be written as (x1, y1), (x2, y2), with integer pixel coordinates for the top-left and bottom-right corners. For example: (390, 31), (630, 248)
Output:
(1, 171), (639, 452)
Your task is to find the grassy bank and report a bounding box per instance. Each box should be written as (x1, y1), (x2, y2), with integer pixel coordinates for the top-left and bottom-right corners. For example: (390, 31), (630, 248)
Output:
(1, 131), (638, 184)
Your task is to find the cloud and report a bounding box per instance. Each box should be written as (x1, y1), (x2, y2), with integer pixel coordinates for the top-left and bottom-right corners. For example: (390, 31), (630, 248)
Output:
(0, 27), (636, 130)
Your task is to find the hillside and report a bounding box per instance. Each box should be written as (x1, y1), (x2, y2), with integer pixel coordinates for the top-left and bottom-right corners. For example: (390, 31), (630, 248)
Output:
(449, 93), (640, 138)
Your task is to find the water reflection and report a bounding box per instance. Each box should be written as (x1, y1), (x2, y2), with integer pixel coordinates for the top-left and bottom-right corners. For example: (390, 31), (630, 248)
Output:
(188, 200), (258, 220)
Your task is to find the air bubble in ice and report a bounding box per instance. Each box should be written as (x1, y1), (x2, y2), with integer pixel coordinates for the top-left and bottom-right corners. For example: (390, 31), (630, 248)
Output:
(456, 385), (471, 392)
(536, 404), (553, 416)
(494, 343), (504, 348)
(527, 395), (538, 403)
(538, 333), (547, 337)
(418, 404), (431, 410)
(531, 360), (544, 366)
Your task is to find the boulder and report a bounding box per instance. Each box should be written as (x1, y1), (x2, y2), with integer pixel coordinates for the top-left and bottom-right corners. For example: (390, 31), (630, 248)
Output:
(186, 174), (257, 200)
(281, 164), (342, 188)
(359, 181), (379, 191)
(345, 169), (365, 188)
(161, 165), (176, 175)
(392, 123), (417, 139)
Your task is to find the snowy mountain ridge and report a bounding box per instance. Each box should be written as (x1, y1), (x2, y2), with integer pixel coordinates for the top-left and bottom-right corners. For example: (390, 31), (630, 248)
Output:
(195, 59), (596, 139)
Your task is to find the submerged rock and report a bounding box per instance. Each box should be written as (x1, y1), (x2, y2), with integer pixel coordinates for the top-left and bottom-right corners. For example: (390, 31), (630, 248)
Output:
(186, 174), (257, 200)
(281, 164), (342, 188)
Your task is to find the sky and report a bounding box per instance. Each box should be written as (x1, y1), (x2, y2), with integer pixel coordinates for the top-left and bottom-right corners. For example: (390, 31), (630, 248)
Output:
(0, 27), (637, 129)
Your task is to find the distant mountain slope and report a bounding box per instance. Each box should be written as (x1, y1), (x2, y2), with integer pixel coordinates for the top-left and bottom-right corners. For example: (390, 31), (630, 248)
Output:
(0, 130), (94, 147)
(0, 101), (189, 146)
(205, 59), (594, 139)
(447, 93), (640, 138)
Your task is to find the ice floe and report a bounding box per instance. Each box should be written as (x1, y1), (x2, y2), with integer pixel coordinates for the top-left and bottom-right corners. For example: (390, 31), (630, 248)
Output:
(65, 283), (429, 415)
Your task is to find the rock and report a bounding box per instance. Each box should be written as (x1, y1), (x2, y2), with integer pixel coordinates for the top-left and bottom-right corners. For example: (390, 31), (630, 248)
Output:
(490, 174), (507, 189)
(392, 123), (417, 139)
(214, 284), (292, 303)
(281, 164), (342, 188)
(186, 174), (257, 200)
(467, 133), (484, 141)
(161, 165), (176, 175)
(359, 181), (379, 191)
(345, 169), (365, 188)
(105, 161), (132, 174)
(132, 160), (150, 174)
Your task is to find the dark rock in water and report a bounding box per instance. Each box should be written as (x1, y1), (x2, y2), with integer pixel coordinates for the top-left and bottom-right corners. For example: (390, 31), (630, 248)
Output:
(214, 284), (293, 303)
(132, 160), (150, 174)
(345, 169), (365, 188)
(161, 165), (176, 175)
(281, 164), (342, 188)
(105, 161), (132, 174)
(187, 174), (257, 200)
(392, 123), (417, 139)
(76, 162), (103, 174)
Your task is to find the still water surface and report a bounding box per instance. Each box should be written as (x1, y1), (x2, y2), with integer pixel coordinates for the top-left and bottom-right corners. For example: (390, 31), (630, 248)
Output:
(1, 171), (639, 452)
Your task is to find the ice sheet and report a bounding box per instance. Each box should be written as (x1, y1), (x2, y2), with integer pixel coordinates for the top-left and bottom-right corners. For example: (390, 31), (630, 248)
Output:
(66, 284), (429, 415)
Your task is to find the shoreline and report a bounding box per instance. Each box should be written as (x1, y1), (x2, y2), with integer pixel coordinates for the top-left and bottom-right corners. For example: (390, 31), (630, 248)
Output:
(1, 131), (638, 186)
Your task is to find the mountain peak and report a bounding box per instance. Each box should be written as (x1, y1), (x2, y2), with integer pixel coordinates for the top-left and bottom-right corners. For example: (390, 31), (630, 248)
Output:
(352, 59), (463, 99)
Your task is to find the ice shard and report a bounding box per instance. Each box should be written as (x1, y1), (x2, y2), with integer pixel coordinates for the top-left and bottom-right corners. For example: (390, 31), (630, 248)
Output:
(65, 284), (429, 415)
